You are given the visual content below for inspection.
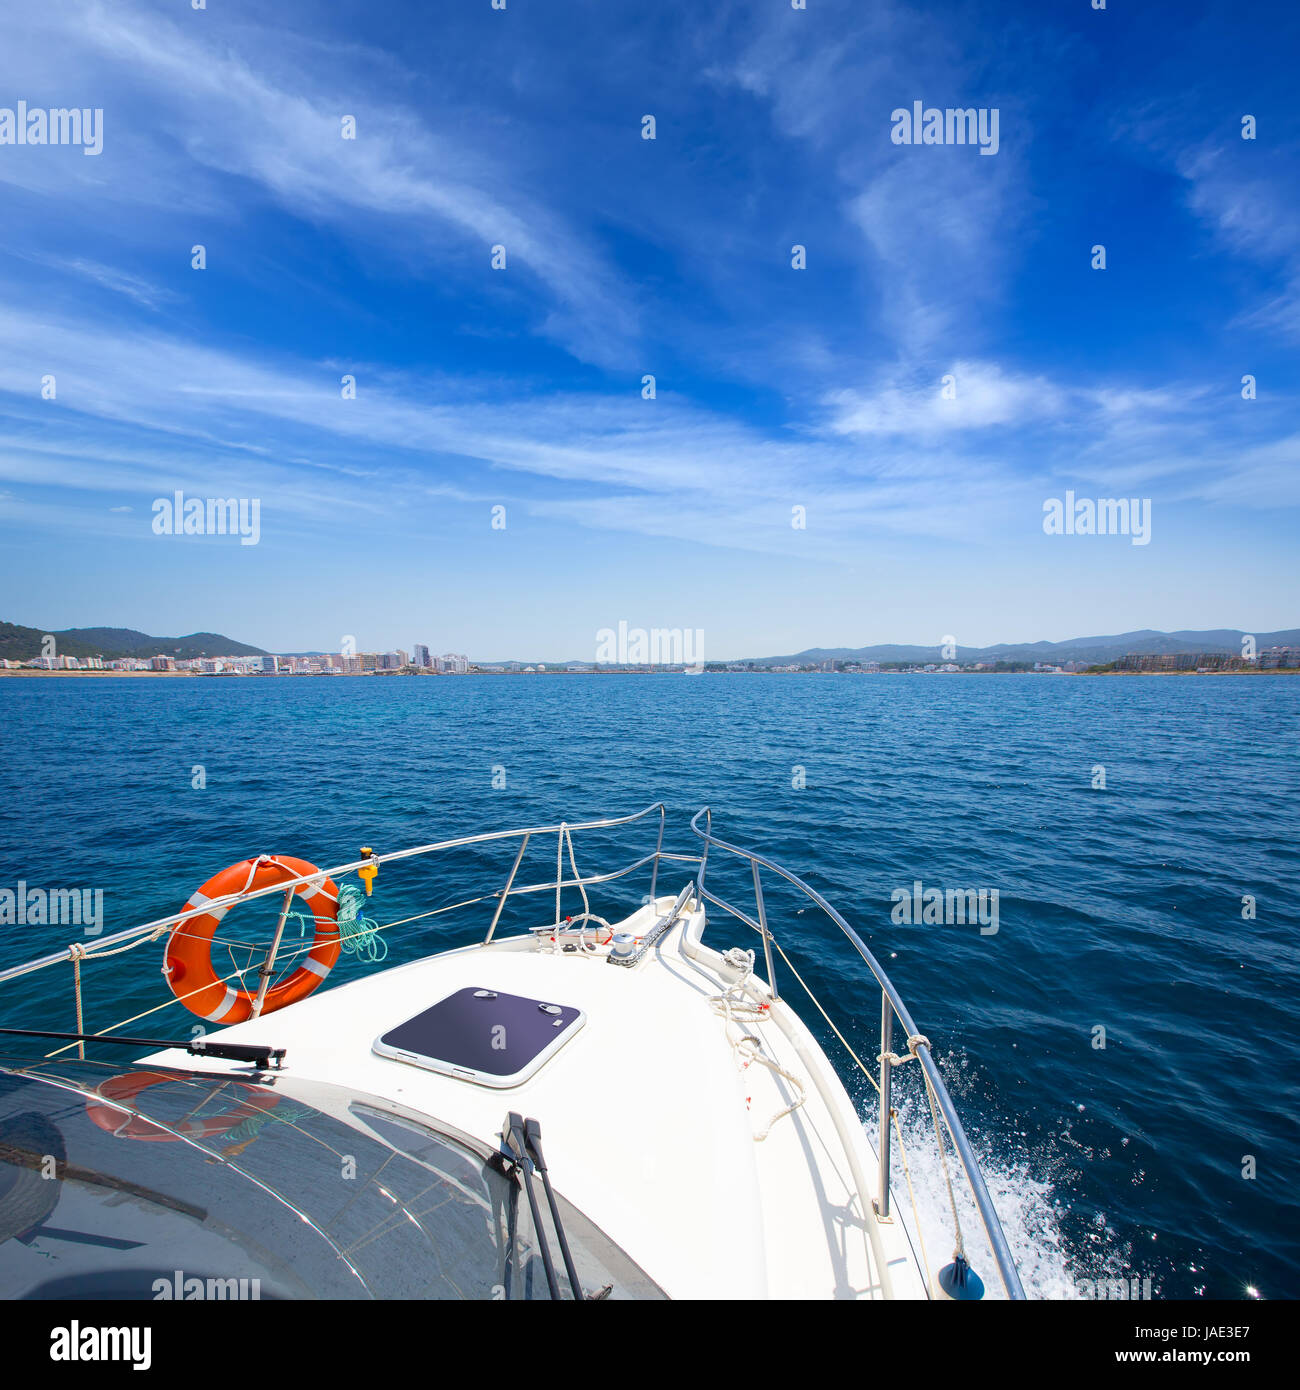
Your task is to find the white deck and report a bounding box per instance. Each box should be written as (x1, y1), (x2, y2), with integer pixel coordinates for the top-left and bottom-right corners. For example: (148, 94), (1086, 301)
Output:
(146, 894), (928, 1300)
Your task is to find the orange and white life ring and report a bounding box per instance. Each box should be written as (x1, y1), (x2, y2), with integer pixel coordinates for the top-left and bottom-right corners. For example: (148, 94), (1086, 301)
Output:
(86, 1071), (279, 1143)
(163, 855), (340, 1023)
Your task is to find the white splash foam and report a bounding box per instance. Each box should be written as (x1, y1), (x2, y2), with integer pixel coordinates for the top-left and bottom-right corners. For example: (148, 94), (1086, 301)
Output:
(863, 1078), (1130, 1300)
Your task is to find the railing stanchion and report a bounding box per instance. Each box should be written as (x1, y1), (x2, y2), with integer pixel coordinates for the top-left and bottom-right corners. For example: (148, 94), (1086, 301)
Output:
(485, 833), (529, 944)
(876, 993), (893, 1219)
(650, 806), (665, 904)
(555, 825), (566, 925)
(751, 862), (779, 1002)
(250, 886), (296, 1019)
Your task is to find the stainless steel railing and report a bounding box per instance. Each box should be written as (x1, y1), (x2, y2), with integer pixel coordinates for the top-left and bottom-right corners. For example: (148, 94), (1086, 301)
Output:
(0, 802), (671, 989)
(688, 806), (1025, 1300)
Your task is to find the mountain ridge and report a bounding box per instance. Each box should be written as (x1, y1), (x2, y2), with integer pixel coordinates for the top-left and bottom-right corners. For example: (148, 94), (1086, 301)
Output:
(0, 621), (268, 661)
(4, 620), (1296, 667)
(743, 628), (1300, 667)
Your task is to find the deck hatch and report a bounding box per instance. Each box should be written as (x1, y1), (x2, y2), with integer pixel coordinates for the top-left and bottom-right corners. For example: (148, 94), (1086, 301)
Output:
(372, 987), (585, 1088)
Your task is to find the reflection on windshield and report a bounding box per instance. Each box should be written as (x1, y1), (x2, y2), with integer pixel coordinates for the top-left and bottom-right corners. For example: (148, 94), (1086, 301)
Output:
(0, 1059), (663, 1300)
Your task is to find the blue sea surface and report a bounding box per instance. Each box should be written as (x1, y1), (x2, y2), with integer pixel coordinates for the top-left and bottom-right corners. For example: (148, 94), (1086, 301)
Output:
(1, 673), (1297, 1299)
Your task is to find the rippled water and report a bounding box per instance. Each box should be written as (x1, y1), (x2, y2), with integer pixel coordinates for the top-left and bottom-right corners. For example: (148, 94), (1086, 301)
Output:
(2, 673), (1296, 1299)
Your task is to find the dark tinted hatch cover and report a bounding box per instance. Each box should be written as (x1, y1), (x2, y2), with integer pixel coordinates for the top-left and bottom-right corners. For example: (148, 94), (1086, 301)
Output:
(375, 987), (584, 1084)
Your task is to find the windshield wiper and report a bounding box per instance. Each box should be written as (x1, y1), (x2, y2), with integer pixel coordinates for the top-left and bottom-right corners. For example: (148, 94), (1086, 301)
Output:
(501, 1112), (582, 1301)
(0, 1027), (285, 1070)
(523, 1117), (582, 1301)
(503, 1112), (559, 1299)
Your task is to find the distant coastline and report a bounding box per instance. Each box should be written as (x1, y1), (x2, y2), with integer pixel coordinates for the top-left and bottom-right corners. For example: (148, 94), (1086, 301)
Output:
(4, 667), (1298, 680)
(5, 620), (1297, 675)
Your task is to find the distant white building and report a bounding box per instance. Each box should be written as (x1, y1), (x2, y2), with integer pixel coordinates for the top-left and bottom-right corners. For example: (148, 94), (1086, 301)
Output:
(413, 644), (431, 669)
(441, 653), (468, 674)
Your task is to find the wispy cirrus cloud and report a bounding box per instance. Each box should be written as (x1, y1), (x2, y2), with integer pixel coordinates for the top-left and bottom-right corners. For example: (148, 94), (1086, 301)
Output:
(0, 0), (640, 365)
(6, 251), (178, 311)
(1, 297), (1292, 571)
(1115, 96), (1300, 346)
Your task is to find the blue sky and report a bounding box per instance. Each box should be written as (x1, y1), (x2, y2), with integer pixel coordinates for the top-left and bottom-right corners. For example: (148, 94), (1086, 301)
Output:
(0, 0), (1296, 660)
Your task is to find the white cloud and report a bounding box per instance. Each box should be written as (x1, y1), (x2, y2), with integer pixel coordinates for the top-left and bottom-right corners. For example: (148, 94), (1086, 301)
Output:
(825, 362), (1065, 436)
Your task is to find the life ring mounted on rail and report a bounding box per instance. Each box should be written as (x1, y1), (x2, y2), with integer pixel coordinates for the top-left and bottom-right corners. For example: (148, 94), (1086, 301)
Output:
(163, 854), (340, 1024)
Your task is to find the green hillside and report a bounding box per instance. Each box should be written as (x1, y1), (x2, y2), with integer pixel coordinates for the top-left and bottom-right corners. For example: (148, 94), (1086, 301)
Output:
(0, 621), (267, 661)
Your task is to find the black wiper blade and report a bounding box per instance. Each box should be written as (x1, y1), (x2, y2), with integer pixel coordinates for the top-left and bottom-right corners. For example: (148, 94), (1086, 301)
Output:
(523, 1116), (583, 1301)
(502, 1110), (562, 1301)
(0, 1027), (285, 1070)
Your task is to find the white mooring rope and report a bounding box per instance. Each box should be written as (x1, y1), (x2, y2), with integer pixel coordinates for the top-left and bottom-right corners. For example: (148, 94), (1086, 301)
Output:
(709, 947), (806, 1141)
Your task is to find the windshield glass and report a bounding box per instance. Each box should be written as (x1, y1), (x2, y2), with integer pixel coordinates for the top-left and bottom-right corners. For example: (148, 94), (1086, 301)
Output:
(0, 1057), (662, 1300)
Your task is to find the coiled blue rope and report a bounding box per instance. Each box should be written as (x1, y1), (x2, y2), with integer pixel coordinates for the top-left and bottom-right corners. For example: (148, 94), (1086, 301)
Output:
(284, 881), (387, 964)
(335, 882), (388, 963)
